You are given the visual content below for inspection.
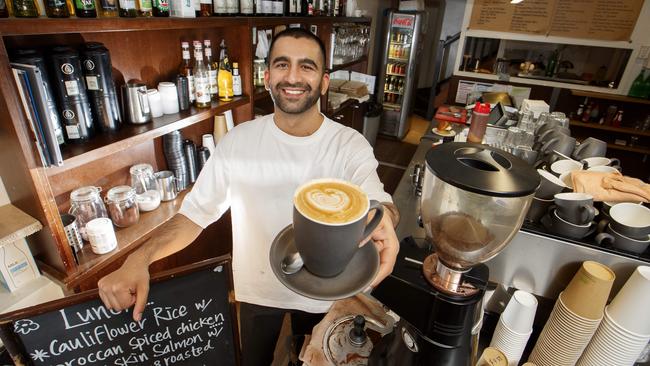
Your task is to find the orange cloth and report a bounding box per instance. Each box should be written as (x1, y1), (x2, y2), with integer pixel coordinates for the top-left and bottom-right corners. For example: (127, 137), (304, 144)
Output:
(571, 171), (650, 203)
(299, 294), (395, 366)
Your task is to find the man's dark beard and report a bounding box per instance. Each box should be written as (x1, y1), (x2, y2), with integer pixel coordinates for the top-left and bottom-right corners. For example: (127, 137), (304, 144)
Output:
(270, 81), (321, 114)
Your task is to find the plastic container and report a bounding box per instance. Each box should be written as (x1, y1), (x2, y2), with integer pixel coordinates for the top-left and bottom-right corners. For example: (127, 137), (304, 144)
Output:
(86, 217), (117, 254)
(467, 102), (490, 143)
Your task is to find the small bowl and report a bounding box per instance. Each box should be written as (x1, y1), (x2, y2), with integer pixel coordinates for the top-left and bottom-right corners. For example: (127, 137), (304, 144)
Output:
(136, 190), (162, 212)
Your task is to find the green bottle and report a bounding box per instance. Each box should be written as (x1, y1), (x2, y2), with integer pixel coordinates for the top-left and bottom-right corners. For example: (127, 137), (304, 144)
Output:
(12, 0), (39, 17)
(628, 69), (645, 98)
(642, 70), (650, 99)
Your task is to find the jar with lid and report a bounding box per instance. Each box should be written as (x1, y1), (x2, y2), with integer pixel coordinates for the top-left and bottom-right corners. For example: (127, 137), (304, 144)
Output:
(129, 163), (159, 194)
(106, 185), (140, 228)
(253, 59), (267, 87)
(69, 186), (109, 241)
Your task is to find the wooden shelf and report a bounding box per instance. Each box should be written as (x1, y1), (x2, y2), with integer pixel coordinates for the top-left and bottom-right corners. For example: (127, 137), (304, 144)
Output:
(386, 72), (405, 77)
(569, 120), (650, 137)
(570, 89), (650, 105)
(45, 96), (248, 175)
(65, 189), (189, 288)
(388, 57), (409, 62)
(250, 16), (371, 27)
(330, 55), (367, 72)
(607, 143), (650, 155)
(0, 17), (247, 36)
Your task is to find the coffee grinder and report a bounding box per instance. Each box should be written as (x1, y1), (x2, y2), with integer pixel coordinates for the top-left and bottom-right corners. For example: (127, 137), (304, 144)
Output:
(371, 142), (540, 365)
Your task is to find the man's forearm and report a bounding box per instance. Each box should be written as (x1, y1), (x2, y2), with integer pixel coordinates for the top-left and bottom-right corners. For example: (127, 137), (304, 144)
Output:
(126, 214), (203, 266)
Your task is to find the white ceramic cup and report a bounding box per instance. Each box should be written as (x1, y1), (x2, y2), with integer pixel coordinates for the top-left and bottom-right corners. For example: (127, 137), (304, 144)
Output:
(588, 166), (620, 173)
(158, 82), (180, 114)
(606, 266), (650, 336)
(609, 203), (650, 240)
(551, 159), (583, 176)
(146, 89), (163, 118)
(582, 157), (620, 168)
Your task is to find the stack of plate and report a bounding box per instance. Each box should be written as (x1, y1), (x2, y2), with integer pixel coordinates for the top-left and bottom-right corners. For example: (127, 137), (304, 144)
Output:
(527, 294), (602, 365)
(163, 130), (189, 191)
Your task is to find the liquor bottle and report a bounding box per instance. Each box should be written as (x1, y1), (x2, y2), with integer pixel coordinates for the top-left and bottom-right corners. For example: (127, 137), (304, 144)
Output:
(199, 0), (210, 16)
(643, 70), (650, 99)
(193, 42), (211, 108)
(151, 0), (167, 16)
(545, 49), (558, 77)
(225, 0), (236, 14)
(45, 0), (69, 16)
(0, 0), (8, 17)
(271, 0), (281, 15)
(98, 0), (117, 16)
(118, 0), (136, 16)
(217, 39), (234, 102)
(581, 102), (592, 122)
(212, 0), (224, 14)
(232, 62), (242, 97)
(239, 0), (252, 14)
(204, 40), (218, 101)
(307, 0), (312, 15)
(137, 0), (151, 16)
(179, 42), (195, 103)
(74, 0), (96, 17)
(628, 69), (645, 98)
(12, 0), (39, 16)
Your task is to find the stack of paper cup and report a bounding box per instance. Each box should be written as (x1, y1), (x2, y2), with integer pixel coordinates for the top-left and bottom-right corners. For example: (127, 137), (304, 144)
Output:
(489, 290), (538, 366)
(528, 261), (615, 366)
(576, 266), (650, 366)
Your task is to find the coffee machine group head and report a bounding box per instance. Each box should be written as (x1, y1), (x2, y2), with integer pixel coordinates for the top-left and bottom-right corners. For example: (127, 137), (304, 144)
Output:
(372, 142), (540, 365)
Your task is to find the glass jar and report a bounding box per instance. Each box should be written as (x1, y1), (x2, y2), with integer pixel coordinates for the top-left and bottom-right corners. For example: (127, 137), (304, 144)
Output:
(69, 186), (109, 241)
(106, 185), (140, 228)
(253, 59), (267, 87)
(129, 163), (159, 195)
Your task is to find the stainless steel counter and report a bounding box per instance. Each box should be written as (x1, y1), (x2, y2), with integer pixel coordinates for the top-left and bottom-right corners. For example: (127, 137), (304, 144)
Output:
(392, 137), (648, 299)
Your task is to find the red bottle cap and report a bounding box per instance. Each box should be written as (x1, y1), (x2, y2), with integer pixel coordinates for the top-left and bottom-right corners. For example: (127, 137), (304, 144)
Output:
(473, 102), (491, 114)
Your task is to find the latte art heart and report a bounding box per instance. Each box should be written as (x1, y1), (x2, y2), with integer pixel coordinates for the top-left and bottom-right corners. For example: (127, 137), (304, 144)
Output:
(295, 180), (369, 224)
(306, 188), (351, 213)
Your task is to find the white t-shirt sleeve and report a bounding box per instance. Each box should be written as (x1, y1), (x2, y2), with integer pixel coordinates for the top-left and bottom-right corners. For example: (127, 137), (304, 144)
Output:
(178, 133), (233, 229)
(343, 133), (393, 204)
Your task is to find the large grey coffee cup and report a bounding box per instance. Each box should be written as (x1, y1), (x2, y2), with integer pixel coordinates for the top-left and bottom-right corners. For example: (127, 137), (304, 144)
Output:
(293, 199), (384, 278)
(512, 146), (539, 165)
(541, 134), (576, 160)
(526, 197), (553, 223)
(609, 202), (650, 240)
(536, 169), (568, 199)
(542, 208), (596, 239)
(595, 224), (650, 254)
(572, 137), (607, 160)
(554, 192), (596, 225)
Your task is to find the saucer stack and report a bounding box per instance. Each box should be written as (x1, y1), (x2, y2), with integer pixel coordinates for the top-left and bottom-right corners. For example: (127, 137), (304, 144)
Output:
(528, 261), (615, 366)
(576, 266), (650, 366)
(489, 290), (538, 366)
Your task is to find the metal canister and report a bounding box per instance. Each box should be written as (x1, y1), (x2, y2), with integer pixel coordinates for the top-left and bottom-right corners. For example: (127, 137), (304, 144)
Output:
(175, 74), (190, 111)
(82, 42), (121, 132)
(50, 46), (94, 142)
(13, 49), (65, 146)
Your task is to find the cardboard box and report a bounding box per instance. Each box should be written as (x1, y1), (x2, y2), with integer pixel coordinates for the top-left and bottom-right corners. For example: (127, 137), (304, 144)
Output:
(0, 239), (40, 292)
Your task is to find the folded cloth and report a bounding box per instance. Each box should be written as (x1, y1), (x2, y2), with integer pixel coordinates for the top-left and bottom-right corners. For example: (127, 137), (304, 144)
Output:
(299, 294), (395, 366)
(571, 171), (650, 203)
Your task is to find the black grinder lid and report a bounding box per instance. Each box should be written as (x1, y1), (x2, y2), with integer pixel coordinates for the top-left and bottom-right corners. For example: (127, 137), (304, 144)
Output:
(425, 142), (540, 197)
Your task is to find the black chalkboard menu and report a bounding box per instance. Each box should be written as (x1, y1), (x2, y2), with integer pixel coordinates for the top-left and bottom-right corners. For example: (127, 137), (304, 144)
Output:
(0, 256), (239, 366)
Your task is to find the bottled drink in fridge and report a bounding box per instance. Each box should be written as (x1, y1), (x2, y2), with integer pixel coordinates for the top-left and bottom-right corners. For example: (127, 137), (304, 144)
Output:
(179, 41), (195, 103)
(50, 47), (95, 142)
(467, 102), (490, 143)
(193, 41), (211, 108)
(217, 39), (233, 102)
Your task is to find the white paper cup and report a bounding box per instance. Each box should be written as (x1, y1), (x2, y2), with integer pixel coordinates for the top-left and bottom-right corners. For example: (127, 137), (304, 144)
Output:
(201, 133), (215, 155)
(606, 266), (650, 336)
(501, 290), (538, 335)
(146, 89), (163, 118)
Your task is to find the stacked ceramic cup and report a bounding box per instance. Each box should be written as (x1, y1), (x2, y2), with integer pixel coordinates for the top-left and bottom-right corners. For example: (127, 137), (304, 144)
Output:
(541, 192), (597, 240)
(577, 266), (650, 365)
(596, 203), (650, 254)
(489, 290), (538, 366)
(528, 261), (615, 366)
(526, 169), (567, 223)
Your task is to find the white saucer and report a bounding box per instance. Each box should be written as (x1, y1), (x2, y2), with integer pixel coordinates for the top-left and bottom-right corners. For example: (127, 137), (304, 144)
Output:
(432, 128), (456, 137)
(269, 224), (379, 301)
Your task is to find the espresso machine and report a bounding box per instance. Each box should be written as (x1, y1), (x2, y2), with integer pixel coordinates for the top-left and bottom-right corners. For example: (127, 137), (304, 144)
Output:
(370, 142), (540, 365)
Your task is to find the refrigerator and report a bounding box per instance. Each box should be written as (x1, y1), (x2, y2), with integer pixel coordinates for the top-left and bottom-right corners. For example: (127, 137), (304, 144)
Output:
(377, 10), (423, 139)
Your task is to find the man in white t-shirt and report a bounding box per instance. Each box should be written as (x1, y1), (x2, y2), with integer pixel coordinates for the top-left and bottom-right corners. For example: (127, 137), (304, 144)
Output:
(98, 28), (399, 365)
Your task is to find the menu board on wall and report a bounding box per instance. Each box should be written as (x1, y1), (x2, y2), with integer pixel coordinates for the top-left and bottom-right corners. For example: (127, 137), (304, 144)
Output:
(469, 0), (644, 41)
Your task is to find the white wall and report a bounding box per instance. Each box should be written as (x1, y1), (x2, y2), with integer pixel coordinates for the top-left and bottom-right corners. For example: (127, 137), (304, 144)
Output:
(356, 0), (394, 75)
(439, 0), (467, 80)
(454, 0), (650, 94)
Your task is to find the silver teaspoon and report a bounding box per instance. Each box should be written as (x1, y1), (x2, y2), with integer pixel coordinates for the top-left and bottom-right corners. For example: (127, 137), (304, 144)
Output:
(281, 250), (304, 275)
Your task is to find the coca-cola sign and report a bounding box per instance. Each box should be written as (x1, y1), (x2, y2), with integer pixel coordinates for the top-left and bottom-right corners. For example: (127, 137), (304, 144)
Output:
(392, 15), (414, 29)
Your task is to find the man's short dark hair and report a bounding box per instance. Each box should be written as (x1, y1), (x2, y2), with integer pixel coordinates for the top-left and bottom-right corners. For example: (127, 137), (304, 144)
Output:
(268, 28), (328, 73)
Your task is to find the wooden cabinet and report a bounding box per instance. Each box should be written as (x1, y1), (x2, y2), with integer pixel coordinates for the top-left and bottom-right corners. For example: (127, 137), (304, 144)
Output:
(0, 16), (369, 292)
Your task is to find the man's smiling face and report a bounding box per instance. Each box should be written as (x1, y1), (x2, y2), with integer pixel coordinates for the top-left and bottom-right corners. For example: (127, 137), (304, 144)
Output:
(265, 36), (329, 114)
